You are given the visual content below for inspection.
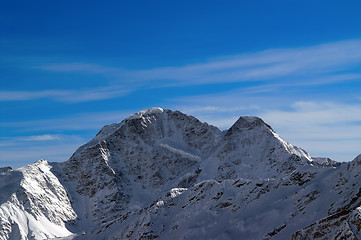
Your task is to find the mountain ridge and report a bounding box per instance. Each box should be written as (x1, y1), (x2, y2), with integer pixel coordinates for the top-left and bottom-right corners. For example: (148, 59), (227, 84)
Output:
(0, 107), (360, 239)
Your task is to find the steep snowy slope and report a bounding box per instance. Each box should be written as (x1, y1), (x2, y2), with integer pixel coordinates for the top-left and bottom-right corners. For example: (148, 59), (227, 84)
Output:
(0, 107), (360, 240)
(0, 160), (76, 240)
(96, 157), (361, 240)
(292, 154), (361, 239)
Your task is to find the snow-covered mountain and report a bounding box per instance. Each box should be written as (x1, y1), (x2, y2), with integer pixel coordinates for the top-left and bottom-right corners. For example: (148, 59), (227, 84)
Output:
(1, 107), (360, 240)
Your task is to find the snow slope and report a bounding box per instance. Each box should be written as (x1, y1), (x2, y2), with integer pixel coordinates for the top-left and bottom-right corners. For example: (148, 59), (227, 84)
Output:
(0, 160), (76, 240)
(0, 108), (360, 239)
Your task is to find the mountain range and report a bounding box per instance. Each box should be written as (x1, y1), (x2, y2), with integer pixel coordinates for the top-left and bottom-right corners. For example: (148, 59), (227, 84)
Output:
(0, 107), (360, 239)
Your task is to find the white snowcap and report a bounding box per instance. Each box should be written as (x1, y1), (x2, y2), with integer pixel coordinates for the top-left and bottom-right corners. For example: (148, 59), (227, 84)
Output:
(129, 107), (164, 119)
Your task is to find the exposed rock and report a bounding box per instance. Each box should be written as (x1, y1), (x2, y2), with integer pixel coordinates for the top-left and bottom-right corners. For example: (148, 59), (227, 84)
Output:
(0, 108), (360, 240)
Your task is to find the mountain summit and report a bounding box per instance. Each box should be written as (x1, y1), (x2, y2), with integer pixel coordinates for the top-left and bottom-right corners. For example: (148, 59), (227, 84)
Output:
(0, 108), (360, 239)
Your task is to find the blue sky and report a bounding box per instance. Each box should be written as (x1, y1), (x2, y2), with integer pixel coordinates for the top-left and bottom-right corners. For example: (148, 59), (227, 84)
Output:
(1, 1), (361, 168)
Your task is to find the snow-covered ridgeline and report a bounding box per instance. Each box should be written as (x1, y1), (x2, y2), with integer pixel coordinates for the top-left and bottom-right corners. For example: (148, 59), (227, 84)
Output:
(0, 108), (360, 240)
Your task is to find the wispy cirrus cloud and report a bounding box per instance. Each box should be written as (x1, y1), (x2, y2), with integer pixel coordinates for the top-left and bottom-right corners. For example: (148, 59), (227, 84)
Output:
(0, 134), (84, 146)
(129, 39), (361, 85)
(3, 39), (361, 103)
(262, 101), (361, 129)
(21, 134), (61, 141)
(0, 110), (132, 132)
(38, 39), (361, 85)
(38, 62), (124, 75)
(0, 87), (130, 103)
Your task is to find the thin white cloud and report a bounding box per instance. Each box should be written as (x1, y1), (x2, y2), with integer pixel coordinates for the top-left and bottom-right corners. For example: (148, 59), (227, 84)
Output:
(0, 87), (130, 103)
(40, 39), (361, 85)
(3, 39), (361, 103)
(38, 62), (123, 75)
(261, 101), (361, 127)
(22, 134), (61, 141)
(0, 110), (132, 132)
(0, 134), (84, 147)
(295, 74), (361, 86)
(130, 39), (361, 84)
(0, 90), (67, 101)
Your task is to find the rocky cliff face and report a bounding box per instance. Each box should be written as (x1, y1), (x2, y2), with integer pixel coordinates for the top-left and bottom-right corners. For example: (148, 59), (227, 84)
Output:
(0, 108), (360, 239)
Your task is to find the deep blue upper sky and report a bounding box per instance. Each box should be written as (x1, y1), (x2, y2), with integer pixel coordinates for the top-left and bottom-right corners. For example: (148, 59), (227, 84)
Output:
(1, 0), (361, 168)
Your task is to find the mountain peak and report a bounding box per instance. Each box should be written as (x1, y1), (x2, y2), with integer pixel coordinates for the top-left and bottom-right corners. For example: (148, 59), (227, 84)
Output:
(129, 107), (165, 119)
(234, 116), (273, 129)
(3, 108), (360, 240)
(226, 115), (274, 137)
